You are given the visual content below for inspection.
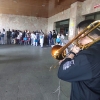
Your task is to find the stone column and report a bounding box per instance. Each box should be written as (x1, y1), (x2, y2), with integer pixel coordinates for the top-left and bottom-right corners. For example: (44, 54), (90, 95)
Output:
(0, 14), (3, 30)
(68, 1), (85, 40)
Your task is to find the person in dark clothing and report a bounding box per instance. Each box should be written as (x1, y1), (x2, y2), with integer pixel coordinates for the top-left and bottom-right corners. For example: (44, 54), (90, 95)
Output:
(48, 31), (53, 46)
(52, 30), (57, 45)
(7, 29), (12, 44)
(58, 19), (100, 100)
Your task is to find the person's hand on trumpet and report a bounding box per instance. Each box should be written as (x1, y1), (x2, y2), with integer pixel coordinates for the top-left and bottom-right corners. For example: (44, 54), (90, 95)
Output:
(71, 45), (81, 54)
(59, 45), (80, 65)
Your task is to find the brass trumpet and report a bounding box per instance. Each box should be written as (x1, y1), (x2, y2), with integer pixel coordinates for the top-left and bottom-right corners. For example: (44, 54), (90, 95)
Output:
(51, 20), (100, 60)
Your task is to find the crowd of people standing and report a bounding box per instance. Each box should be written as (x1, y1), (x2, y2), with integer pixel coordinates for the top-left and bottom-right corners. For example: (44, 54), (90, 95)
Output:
(0, 28), (67, 48)
(48, 30), (66, 46)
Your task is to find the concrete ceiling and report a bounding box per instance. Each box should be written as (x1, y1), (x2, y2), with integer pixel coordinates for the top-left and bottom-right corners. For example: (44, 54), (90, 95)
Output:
(0, 0), (85, 18)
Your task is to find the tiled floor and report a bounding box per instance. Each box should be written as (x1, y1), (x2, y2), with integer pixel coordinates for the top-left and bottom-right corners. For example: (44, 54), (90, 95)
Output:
(0, 45), (71, 100)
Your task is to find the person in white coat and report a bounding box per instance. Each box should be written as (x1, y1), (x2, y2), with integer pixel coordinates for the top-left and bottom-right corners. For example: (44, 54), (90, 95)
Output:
(40, 33), (44, 48)
(31, 32), (34, 45)
(1, 28), (6, 44)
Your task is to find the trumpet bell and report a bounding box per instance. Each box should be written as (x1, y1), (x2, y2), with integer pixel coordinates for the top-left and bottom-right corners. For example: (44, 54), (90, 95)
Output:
(51, 45), (66, 60)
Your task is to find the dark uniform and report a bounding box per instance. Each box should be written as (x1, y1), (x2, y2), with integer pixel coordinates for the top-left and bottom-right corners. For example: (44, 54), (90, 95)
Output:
(58, 41), (100, 100)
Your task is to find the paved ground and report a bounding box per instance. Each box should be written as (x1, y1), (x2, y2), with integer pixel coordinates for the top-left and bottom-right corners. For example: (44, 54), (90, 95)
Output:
(0, 45), (71, 100)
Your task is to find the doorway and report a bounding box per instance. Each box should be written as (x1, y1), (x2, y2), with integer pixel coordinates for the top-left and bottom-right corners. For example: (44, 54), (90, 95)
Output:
(55, 19), (69, 38)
